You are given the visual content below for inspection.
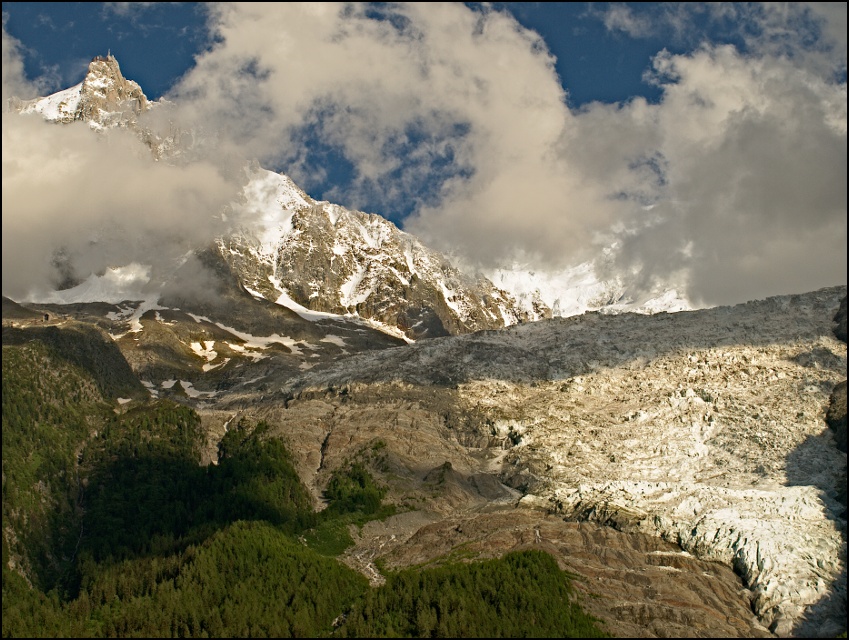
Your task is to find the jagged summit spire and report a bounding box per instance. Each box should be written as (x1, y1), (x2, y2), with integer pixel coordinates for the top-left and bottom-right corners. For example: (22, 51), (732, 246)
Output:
(76, 53), (148, 122)
(85, 52), (124, 80)
(15, 52), (149, 125)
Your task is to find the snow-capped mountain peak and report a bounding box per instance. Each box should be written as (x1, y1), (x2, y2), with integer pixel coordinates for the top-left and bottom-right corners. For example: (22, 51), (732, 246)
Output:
(223, 167), (529, 340)
(19, 54), (150, 129)
(9, 55), (687, 340)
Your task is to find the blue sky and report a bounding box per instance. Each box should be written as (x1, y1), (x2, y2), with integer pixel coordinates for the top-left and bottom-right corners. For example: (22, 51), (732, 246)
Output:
(2, 3), (846, 305)
(2, 2), (680, 105)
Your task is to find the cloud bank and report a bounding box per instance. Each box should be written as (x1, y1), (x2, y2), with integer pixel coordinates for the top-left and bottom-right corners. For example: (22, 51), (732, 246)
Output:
(1, 107), (240, 300)
(165, 2), (845, 306)
(3, 3), (846, 308)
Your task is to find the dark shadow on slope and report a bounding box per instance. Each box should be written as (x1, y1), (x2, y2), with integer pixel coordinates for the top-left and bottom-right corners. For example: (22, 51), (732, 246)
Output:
(793, 297), (848, 635)
(2, 295), (44, 319)
(70, 424), (318, 594)
(788, 345), (848, 374)
(275, 286), (847, 396)
(2, 323), (147, 400)
(782, 399), (847, 636)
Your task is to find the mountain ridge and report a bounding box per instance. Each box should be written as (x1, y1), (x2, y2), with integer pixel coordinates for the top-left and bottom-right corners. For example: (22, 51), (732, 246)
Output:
(11, 57), (535, 341)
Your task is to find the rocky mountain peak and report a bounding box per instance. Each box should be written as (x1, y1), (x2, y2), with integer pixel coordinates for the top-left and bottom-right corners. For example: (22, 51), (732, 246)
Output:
(17, 54), (150, 129)
(77, 54), (149, 123)
(221, 168), (531, 340)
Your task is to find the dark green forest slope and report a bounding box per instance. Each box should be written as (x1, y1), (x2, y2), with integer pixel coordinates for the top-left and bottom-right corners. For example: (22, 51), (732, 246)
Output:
(2, 323), (605, 638)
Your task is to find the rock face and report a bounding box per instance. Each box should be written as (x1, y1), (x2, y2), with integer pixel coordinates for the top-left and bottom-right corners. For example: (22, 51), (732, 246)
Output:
(835, 296), (847, 343)
(221, 167), (528, 340)
(374, 511), (772, 638)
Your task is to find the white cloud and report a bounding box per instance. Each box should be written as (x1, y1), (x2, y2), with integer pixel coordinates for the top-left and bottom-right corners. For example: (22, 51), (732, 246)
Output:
(582, 44), (846, 305)
(169, 3), (622, 268)
(1, 114), (241, 300)
(168, 2), (844, 306)
(2, 19), (40, 102)
(601, 3), (653, 38)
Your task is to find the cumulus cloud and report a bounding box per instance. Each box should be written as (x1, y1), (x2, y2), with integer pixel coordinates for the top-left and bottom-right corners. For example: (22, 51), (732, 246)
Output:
(2, 18), (41, 102)
(600, 3), (654, 38)
(578, 44), (846, 305)
(168, 3), (622, 265)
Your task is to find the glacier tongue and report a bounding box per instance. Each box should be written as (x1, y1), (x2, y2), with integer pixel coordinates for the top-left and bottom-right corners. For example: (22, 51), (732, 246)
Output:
(279, 286), (846, 636)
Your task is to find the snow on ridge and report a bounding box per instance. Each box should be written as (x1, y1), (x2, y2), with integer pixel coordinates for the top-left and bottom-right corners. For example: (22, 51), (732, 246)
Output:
(209, 320), (306, 356)
(268, 275), (413, 343)
(232, 168), (312, 252)
(21, 83), (83, 121)
(25, 263), (154, 306)
(268, 275), (341, 321)
(487, 261), (694, 319)
(22, 263), (166, 337)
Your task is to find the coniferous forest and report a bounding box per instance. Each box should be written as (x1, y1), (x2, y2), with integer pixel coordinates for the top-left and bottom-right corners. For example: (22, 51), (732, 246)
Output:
(2, 327), (606, 637)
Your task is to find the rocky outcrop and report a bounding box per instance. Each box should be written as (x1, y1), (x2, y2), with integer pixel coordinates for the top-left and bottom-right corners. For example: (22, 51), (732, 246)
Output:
(273, 204), (521, 338)
(75, 55), (148, 125)
(834, 295), (847, 343)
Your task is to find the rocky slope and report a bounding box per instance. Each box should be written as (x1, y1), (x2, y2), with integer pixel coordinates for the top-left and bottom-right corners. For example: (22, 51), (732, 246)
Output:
(222, 167), (528, 340)
(7, 250), (406, 405)
(374, 510), (772, 638)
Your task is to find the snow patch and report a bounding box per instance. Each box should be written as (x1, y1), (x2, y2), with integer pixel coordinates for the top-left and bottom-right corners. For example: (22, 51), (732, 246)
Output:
(340, 265), (369, 308)
(179, 380), (217, 398)
(140, 380), (159, 398)
(320, 334), (349, 349)
(210, 321), (306, 356)
(438, 280), (461, 315)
